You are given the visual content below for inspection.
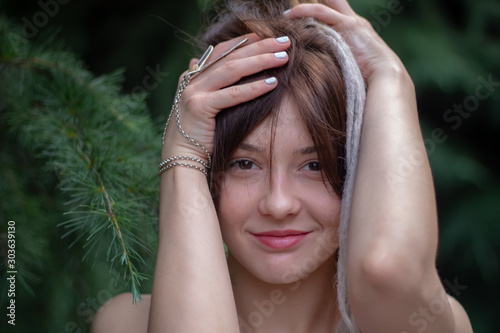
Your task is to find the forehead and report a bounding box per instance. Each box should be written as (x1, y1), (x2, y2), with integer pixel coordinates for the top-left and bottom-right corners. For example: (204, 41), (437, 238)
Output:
(241, 99), (313, 150)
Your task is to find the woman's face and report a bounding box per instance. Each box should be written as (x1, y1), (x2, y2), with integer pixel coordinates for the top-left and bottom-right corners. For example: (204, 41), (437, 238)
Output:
(218, 99), (341, 284)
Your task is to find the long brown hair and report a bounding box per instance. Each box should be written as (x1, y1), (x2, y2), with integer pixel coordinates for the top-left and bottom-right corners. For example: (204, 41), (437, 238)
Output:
(204, 0), (346, 205)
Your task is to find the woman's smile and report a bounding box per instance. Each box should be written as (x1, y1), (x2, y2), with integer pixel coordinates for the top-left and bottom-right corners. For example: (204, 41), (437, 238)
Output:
(250, 229), (312, 250)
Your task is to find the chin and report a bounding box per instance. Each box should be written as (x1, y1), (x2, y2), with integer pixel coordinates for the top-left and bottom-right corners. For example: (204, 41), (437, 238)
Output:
(233, 250), (336, 286)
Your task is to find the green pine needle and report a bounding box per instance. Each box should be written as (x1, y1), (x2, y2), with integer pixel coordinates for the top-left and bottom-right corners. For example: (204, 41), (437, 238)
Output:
(0, 16), (160, 302)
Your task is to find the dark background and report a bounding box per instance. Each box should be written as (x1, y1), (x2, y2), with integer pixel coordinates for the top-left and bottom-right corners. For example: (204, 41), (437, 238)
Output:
(1, 0), (499, 332)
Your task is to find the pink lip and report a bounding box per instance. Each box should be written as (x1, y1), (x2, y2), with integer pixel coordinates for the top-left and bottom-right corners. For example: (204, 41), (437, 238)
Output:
(252, 230), (310, 250)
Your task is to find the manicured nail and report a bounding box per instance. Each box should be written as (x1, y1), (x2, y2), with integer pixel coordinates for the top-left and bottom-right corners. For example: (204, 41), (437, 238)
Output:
(274, 51), (287, 59)
(283, 9), (291, 15)
(265, 77), (277, 85)
(276, 36), (289, 43)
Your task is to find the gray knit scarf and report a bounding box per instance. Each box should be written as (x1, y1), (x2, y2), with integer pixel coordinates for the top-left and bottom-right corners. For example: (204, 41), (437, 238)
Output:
(310, 18), (366, 333)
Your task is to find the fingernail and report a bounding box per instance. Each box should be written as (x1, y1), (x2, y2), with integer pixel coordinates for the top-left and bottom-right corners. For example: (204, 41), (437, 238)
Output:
(274, 51), (287, 59)
(276, 36), (289, 43)
(265, 77), (277, 85)
(283, 9), (291, 15)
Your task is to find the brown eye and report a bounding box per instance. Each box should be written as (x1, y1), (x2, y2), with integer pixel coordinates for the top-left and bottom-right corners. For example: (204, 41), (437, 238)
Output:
(238, 160), (255, 170)
(303, 161), (321, 171)
(228, 159), (257, 170)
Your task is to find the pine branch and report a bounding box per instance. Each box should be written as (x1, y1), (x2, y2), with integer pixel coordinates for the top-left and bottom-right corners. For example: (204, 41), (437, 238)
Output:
(0, 17), (160, 300)
(99, 177), (143, 300)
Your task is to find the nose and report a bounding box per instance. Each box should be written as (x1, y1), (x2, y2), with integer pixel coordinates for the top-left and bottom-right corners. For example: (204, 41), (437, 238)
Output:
(257, 170), (301, 220)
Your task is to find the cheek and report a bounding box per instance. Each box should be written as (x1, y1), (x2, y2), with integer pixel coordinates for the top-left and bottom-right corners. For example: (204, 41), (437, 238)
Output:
(322, 196), (341, 227)
(301, 185), (341, 252)
(217, 178), (259, 230)
(302, 183), (342, 227)
(316, 197), (341, 246)
(326, 196), (341, 245)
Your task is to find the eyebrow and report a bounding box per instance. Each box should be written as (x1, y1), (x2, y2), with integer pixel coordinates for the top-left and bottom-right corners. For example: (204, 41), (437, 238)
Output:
(238, 142), (265, 152)
(293, 146), (317, 155)
(238, 142), (316, 155)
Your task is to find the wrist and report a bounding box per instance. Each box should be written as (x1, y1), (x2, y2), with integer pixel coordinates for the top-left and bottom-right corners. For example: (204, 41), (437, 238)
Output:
(160, 138), (211, 177)
(161, 143), (209, 164)
(161, 119), (211, 158)
(367, 62), (412, 88)
(159, 158), (209, 177)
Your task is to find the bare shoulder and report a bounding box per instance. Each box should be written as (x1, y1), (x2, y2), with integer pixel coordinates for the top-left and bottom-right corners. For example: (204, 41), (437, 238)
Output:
(91, 293), (151, 333)
(447, 295), (473, 333)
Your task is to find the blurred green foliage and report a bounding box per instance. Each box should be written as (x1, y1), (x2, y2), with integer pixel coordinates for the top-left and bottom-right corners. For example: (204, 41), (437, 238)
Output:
(0, 0), (499, 332)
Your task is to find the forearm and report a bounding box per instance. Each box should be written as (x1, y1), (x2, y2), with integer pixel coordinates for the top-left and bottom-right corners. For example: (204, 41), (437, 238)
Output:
(348, 69), (438, 282)
(148, 168), (238, 332)
(347, 69), (453, 331)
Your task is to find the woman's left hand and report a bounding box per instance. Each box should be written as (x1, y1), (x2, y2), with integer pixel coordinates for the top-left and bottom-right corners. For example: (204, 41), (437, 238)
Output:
(287, 3), (474, 333)
(284, 0), (407, 84)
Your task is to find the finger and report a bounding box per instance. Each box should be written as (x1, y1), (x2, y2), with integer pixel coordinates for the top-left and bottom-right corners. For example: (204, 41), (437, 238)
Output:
(284, 3), (350, 27)
(222, 36), (291, 62)
(177, 59), (199, 85)
(184, 34), (261, 82)
(208, 77), (278, 110)
(189, 58), (199, 68)
(196, 51), (289, 90)
(322, 0), (356, 16)
(177, 35), (287, 88)
(206, 33), (261, 61)
(196, 36), (291, 79)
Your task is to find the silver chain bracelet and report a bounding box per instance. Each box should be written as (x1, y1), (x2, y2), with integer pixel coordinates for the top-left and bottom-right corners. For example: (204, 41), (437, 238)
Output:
(159, 38), (249, 176)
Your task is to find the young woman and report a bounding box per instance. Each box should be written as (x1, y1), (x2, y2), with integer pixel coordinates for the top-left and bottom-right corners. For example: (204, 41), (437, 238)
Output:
(92, 0), (473, 332)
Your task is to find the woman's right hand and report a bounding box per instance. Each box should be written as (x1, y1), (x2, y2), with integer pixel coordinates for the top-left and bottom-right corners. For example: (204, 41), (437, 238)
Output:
(161, 34), (291, 162)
